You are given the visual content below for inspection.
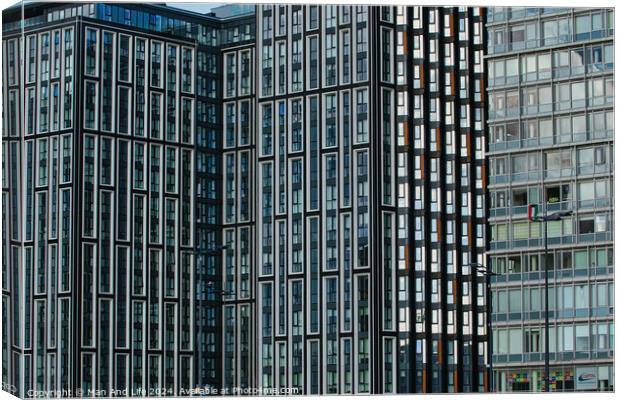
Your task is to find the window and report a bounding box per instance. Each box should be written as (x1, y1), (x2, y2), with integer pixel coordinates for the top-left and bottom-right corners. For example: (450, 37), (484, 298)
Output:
(277, 42), (286, 94)
(324, 94), (337, 147)
(545, 149), (573, 178)
(37, 139), (48, 186)
(11, 90), (22, 136)
(85, 29), (98, 76)
(291, 100), (303, 152)
(101, 32), (114, 132)
(382, 29), (392, 82)
(182, 47), (193, 93)
(224, 53), (236, 98)
(356, 89), (368, 143)
(262, 13), (273, 40)
(292, 8), (302, 35)
(118, 87), (130, 134)
(39, 85), (49, 133)
(150, 93), (162, 139)
(151, 42), (162, 87)
(84, 82), (97, 129)
(240, 51), (250, 95)
(308, 36), (318, 89)
(83, 136), (96, 236)
(118, 35), (130, 82)
(292, 40), (303, 91)
(277, 6), (286, 35)
(356, 26), (368, 81)
(325, 33), (337, 86)
(260, 46), (274, 96)
(308, 6), (318, 30)
(261, 104), (272, 156)
(181, 98), (193, 144)
(575, 14), (590, 40)
(225, 103), (235, 148)
(341, 30), (351, 84)
(63, 29), (74, 129)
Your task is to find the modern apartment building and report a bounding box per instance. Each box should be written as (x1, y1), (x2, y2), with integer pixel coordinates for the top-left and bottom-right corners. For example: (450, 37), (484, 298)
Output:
(486, 7), (614, 392)
(2, 3), (489, 396)
(1, 2), (253, 397)
(224, 4), (489, 394)
(222, 5), (487, 394)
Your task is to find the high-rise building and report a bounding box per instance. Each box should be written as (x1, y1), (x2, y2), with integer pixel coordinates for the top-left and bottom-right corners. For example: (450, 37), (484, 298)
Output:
(486, 7), (614, 392)
(1, 2), (254, 397)
(224, 4), (488, 394)
(3, 3), (490, 397)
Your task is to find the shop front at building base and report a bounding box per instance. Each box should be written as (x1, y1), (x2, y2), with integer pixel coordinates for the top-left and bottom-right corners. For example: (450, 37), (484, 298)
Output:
(493, 365), (613, 392)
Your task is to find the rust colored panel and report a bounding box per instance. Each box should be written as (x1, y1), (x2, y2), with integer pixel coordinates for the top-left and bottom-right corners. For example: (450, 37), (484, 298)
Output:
(404, 244), (409, 272)
(420, 154), (425, 179)
(420, 64), (424, 88)
(451, 71), (455, 95)
(455, 371), (459, 391)
(484, 369), (489, 392)
(453, 279), (458, 303)
(450, 14), (455, 37)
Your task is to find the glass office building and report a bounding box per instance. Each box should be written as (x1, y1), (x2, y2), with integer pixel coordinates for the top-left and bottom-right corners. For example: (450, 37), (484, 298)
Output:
(486, 7), (614, 392)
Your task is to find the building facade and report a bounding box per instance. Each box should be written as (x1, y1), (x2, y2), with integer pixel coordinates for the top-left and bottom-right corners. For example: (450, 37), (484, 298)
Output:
(1, 2), (254, 397)
(219, 4), (489, 394)
(486, 7), (614, 392)
(2, 3), (490, 396)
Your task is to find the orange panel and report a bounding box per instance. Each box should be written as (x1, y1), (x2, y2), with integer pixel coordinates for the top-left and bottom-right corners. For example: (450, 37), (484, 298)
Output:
(451, 72), (455, 95)
(420, 154), (425, 179)
(453, 279), (458, 303)
(484, 369), (489, 392)
(420, 65), (424, 88)
(455, 371), (459, 391)
(450, 15), (455, 37)
(404, 244), (409, 272)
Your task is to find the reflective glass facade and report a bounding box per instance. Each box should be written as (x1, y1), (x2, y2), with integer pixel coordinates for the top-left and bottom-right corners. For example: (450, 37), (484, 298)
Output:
(486, 6), (614, 392)
(2, 2), (254, 397)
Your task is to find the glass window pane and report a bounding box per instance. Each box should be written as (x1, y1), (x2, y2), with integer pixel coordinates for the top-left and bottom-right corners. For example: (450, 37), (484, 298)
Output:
(509, 329), (523, 354)
(563, 326), (574, 351)
(509, 289), (521, 312)
(574, 250), (588, 269)
(575, 15), (590, 34)
(575, 285), (589, 308)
